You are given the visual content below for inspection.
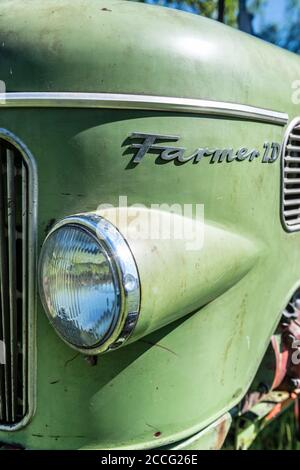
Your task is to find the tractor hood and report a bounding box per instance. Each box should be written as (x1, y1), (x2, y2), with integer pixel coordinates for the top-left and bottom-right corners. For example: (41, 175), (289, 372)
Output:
(0, 0), (299, 117)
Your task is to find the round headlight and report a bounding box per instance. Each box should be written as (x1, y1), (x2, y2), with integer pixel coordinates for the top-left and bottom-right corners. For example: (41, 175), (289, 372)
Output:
(38, 214), (140, 354)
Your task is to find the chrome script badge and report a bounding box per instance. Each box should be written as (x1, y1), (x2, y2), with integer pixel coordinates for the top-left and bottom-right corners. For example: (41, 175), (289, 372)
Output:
(127, 133), (281, 164)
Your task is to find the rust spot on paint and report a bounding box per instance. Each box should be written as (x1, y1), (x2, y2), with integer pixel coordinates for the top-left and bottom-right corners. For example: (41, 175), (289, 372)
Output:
(232, 388), (243, 400)
(215, 419), (229, 450)
(85, 355), (98, 366)
(146, 423), (161, 436)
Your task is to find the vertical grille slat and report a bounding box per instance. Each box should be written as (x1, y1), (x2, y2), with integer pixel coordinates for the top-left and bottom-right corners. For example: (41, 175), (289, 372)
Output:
(0, 145), (6, 423)
(21, 162), (28, 416)
(282, 118), (300, 230)
(0, 134), (35, 428)
(6, 149), (18, 422)
(0, 144), (11, 422)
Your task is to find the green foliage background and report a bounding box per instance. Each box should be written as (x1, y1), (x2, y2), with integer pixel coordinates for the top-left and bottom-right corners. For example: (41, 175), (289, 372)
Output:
(250, 408), (300, 450)
(183, 0), (263, 27)
(137, 0), (300, 53)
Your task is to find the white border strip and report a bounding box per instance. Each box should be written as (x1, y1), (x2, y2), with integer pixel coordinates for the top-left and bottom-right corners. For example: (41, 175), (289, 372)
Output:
(0, 92), (288, 126)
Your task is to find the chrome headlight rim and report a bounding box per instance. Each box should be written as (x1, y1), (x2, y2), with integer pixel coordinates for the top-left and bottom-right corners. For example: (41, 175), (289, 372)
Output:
(38, 213), (141, 355)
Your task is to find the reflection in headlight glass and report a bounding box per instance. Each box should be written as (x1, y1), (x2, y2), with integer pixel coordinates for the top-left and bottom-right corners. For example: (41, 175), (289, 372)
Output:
(39, 225), (120, 348)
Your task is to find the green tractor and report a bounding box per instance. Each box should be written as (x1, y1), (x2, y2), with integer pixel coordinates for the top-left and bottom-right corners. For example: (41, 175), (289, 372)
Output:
(0, 0), (300, 450)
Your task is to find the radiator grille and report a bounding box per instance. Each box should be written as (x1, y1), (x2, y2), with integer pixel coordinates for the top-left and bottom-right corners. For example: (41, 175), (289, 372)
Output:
(282, 118), (300, 231)
(0, 134), (35, 428)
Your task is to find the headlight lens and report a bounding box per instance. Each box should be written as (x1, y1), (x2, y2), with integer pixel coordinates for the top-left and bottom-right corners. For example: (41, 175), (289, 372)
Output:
(39, 214), (140, 353)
